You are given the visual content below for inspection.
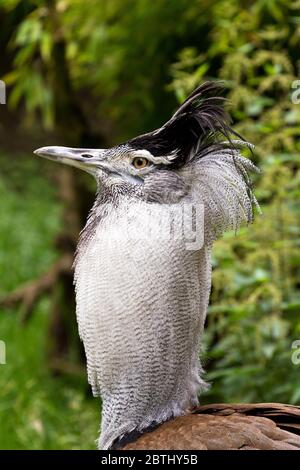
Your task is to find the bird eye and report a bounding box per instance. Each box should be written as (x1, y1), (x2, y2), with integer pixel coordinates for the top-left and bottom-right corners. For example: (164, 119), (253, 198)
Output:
(132, 157), (149, 169)
(82, 154), (94, 159)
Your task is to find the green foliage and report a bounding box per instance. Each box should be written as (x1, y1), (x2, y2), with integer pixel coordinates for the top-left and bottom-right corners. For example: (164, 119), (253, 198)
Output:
(1, 0), (213, 137)
(0, 155), (60, 292)
(0, 300), (99, 449)
(0, 0), (300, 449)
(0, 154), (99, 449)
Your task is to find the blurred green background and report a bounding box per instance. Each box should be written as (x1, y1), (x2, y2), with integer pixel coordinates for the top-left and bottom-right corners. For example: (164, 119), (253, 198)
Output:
(0, 0), (299, 450)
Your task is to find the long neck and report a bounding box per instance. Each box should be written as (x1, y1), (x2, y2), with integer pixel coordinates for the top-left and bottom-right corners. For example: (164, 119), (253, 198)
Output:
(76, 181), (140, 255)
(74, 196), (211, 450)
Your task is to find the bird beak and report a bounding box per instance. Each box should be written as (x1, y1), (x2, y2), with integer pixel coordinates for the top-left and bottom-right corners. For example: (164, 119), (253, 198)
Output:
(33, 146), (107, 174)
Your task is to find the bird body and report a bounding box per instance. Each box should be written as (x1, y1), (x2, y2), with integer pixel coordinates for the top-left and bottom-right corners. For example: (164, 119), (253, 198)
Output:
(121, 403), (300, 450)
(35, 82), (260, 450)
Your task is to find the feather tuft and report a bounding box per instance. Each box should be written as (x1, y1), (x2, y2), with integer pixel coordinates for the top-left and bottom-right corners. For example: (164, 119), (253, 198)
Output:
(127, 81), (241, 167)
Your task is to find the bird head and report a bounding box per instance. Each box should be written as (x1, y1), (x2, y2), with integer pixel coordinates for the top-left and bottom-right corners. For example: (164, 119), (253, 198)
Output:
(34, 82), (239, 203)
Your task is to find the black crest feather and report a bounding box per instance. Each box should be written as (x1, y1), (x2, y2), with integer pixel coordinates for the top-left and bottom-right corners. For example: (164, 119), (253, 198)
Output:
(127, 81), (240, 168)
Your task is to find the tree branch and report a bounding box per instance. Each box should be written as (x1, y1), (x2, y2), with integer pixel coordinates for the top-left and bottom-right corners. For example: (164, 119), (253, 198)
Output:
(0, 253), (73, 322)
